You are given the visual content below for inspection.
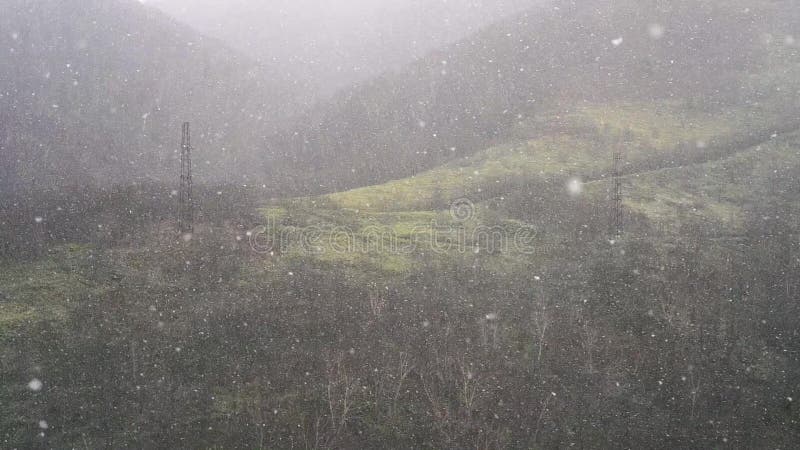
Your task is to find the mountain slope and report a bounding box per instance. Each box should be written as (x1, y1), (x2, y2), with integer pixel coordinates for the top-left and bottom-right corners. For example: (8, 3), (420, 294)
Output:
(3, 92), (799, 450)
(0, 0), (293, 189)
(257, 99), (799, 286)
(271, 0), (800, 194)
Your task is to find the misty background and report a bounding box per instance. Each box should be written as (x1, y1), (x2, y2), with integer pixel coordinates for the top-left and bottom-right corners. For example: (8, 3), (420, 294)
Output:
(147, 0), (536, 100)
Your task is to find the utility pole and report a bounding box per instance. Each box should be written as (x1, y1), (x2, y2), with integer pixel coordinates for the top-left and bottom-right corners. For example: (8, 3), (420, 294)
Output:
(178, 122), (193, 233)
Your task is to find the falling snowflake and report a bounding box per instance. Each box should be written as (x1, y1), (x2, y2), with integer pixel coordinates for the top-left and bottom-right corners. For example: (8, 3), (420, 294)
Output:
(28, 378), (43, 391)
(648, 24), (665, 40)
(567, 178), (583, 196)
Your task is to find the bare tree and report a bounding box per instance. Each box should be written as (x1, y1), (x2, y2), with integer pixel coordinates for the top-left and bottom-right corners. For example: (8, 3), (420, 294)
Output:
(533, 392), (557, 444)
(325, 353), (357, 439)
(688, 366), (702, 420)
(473, 424), (509, 450)
(302, 416), (334, 450)
(421, 371), (454, 446)
(389, 351), (415, 418)
(531, 288), (551, 371)
(457, 360), (479, 420)
(582, 322), (600, 374)
(368, 284), (387, 318)
(479, 313), (500, 350)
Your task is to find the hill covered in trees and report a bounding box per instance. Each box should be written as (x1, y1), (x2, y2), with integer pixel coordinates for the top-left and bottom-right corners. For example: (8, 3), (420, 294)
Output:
(271, 0), (800, 193)
(0, 0), (295, 189)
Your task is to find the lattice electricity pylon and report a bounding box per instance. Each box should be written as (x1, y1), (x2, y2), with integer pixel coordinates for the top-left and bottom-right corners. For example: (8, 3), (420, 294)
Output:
(611, 149), (623, 236)
(178, 122), (194, 234)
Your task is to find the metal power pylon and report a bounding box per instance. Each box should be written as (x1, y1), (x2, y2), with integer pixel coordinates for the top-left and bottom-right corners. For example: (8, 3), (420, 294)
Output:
(178, 122), (194, 233)
(611, 148), (623, 236)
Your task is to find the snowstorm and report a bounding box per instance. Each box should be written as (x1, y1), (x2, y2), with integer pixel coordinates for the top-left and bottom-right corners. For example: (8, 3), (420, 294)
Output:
(1, 0), (799, 448)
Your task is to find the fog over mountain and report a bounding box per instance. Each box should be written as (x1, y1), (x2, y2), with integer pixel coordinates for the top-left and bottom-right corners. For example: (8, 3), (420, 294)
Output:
(271, 0), (800, 192)
(148, 0), (537, 100)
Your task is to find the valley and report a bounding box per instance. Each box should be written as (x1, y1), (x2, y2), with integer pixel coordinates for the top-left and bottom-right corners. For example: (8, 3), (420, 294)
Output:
(1, 0), (799, 448)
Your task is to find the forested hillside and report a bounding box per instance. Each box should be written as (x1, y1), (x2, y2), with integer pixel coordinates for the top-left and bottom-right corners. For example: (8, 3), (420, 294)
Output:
(271, 0), (800, 193)
(0, 0), (295, 188)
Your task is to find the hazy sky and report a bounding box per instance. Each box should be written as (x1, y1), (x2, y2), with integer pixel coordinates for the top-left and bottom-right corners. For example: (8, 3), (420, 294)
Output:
(149, 0), (537, 99)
